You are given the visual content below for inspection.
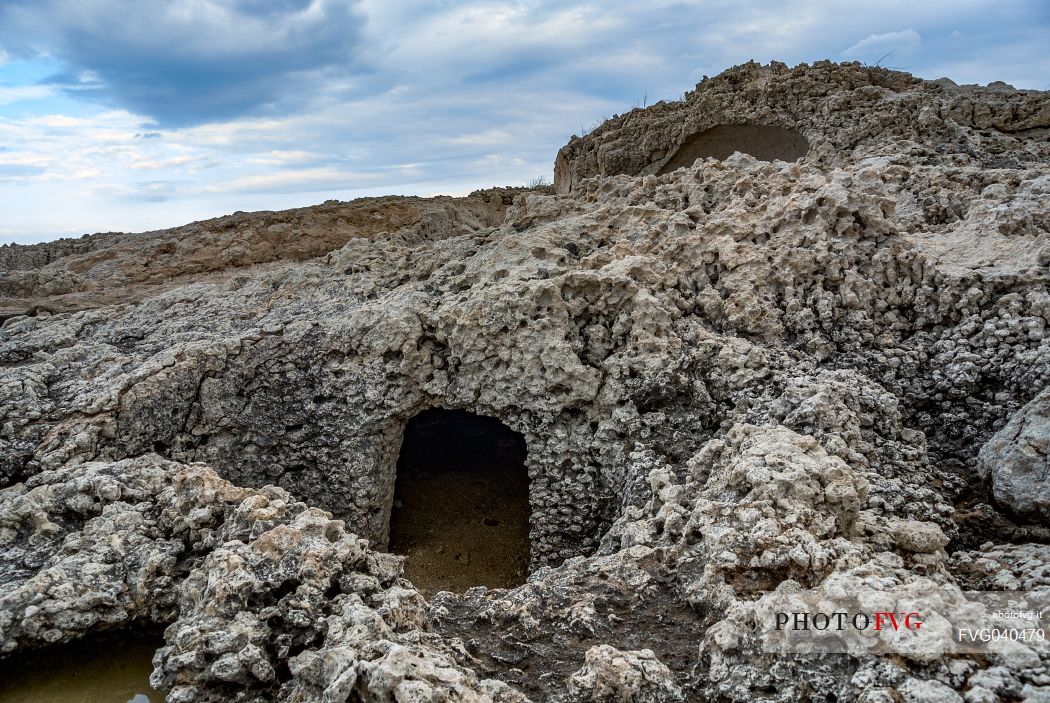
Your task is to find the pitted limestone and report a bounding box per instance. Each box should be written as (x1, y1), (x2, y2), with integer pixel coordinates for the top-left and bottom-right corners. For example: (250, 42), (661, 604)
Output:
(1, 61), (1048, 702)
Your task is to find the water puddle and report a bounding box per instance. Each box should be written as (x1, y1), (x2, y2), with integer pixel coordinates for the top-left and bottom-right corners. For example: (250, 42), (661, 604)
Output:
(0, 628), (163, 703)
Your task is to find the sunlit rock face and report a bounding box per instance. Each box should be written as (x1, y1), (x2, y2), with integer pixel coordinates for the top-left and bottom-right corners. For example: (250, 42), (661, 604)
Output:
(1, 61), (1049, 702)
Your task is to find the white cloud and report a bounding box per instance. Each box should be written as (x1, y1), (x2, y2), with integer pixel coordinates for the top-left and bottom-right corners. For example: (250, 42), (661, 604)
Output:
(446, 130), (514, 146)
(0, 84), (54, 106)
(842, 29), (922, 61)
(245, 150), (324, 167)
(131, 154), (201, 170)
(201, 167), (373, 195)
(26, 114), (96, 128)
(90, 180), (180, 201)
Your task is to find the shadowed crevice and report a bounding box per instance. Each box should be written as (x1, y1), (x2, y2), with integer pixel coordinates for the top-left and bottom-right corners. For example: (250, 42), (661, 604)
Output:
(658, 124), (809, 173)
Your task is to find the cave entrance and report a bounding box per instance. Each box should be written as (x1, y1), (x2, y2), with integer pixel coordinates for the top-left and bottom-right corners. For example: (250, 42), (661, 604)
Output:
(658, 124), (810, 173)
(389, 408), (530, 594)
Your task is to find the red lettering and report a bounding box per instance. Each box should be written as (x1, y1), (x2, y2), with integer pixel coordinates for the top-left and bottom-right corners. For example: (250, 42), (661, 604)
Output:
(903, 612), (923, 631)
(873, 612), (896, 631)
(874, 611), (923, 632)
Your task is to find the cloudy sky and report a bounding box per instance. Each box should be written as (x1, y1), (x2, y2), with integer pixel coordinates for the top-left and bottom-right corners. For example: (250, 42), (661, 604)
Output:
(0, 1), (1047, 244)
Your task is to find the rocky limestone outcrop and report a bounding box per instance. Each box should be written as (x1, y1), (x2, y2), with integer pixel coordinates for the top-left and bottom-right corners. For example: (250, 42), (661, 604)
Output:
(554, 60), (1050, 194)
(0, 189), (519, 318)
(978, 387), (1050, 519)
(0, 456), (526, 701)
(1, 61), (1049, 702)
(566, 645), (683, 702)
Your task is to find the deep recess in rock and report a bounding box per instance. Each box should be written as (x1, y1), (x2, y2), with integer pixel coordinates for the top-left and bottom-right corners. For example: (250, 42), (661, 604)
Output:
(2, 61), (1050, 703)
(388, 408), (530, 593)
(656, 124), (810, 174)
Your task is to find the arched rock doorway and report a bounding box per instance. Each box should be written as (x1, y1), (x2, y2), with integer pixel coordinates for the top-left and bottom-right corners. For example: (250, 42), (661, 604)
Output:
(389, 408), (530, 593)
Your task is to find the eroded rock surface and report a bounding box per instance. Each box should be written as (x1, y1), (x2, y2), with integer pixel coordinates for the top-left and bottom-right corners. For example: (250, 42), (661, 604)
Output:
(0, 190), (518, 318)
(1, 61), (1049, 702)
(554, 60), (1050, 193)
(566, 645), (684, 702)
(979, 387), (1050, 519)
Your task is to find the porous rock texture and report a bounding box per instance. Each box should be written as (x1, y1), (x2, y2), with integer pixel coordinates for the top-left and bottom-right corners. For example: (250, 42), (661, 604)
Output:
(1, 60), (1049, 701)
(978, 386), (1050, 520)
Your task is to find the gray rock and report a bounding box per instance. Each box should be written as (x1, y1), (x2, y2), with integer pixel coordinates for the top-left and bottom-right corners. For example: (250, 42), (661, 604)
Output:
(979, 388), (1050, 519)
(567, 645), (684, 702)
(1, 60), (1049, 702)
(899, 678), (964, 703)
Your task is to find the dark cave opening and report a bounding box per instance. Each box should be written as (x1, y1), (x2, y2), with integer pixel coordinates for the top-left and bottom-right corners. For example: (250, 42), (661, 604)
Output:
(389, 408), (531, 594)
(658, 124), (810, 174)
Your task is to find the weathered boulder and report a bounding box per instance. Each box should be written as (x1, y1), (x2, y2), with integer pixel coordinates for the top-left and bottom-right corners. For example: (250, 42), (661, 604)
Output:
(566, 645), (684, 702)
(979, 387), (1050, 519)
(0, 456), (290, 652)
